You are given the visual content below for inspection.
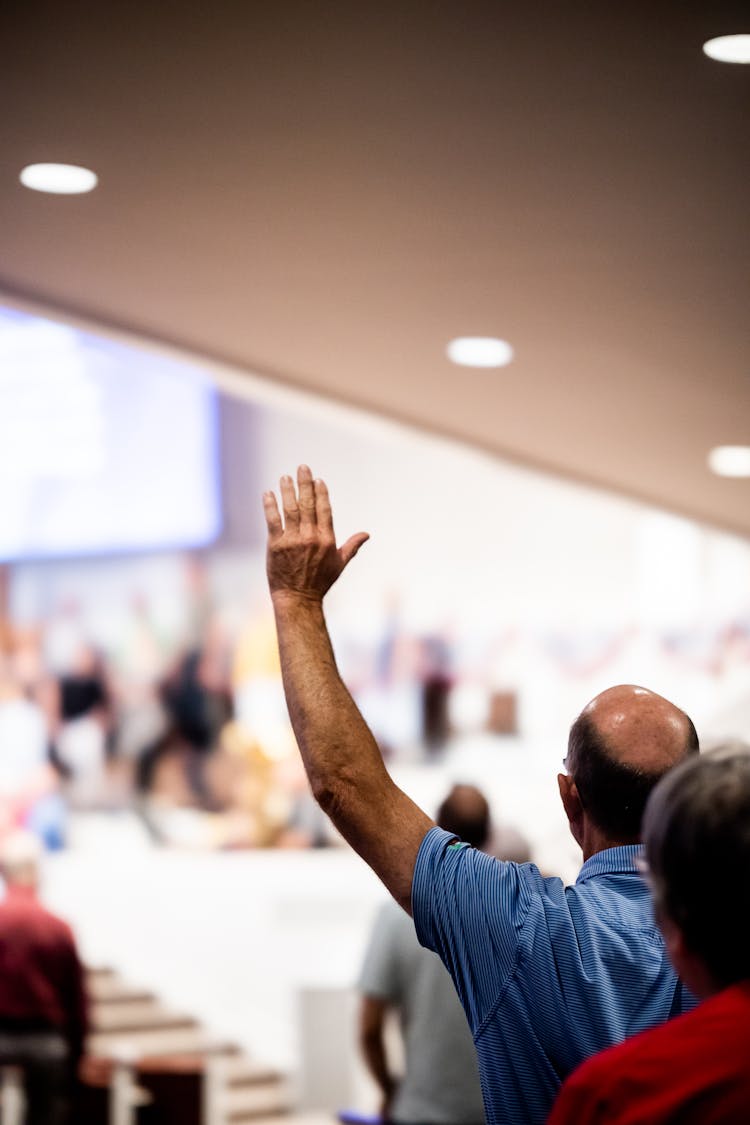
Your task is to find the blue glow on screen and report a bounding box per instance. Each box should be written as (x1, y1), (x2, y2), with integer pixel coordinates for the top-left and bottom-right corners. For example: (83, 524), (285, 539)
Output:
(0, 307), (222, 560)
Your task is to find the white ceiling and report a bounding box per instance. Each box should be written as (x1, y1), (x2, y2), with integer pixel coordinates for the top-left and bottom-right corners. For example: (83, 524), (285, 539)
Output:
(1, 3), (748, 535)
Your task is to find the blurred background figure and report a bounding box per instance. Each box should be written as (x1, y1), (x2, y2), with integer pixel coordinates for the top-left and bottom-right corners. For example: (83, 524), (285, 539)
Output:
(51, 642), (114, 810)
(357, 785), (519, 1125)
(0, 830), (88, 1125)
(0, 571), (63, 849)
(491, 823), (532, 865)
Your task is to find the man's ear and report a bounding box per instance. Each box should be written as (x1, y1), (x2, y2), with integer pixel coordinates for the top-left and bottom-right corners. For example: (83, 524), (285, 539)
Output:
(658, 912), (684, 966)
(557, 773), (582, 819)
(558, 774), (584, 842)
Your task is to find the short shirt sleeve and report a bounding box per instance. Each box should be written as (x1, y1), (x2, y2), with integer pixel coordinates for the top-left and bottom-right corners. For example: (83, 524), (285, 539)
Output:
(358, 901), (404, 1002)
(411, 826), (533, 1031)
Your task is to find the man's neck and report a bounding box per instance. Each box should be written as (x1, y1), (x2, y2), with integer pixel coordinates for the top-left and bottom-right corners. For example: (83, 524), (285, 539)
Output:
(581, 823), (639, 862)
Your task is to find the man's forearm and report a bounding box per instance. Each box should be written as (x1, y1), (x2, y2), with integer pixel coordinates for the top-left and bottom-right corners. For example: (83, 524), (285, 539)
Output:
(273, 591), (394, 815)
(360, 1017), (396, 1112)
(272, 590), (432, 910)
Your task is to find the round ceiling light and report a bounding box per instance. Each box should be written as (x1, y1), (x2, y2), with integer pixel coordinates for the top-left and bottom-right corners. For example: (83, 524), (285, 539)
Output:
(702, 34), (750, 63)
(446, 337), (514, 368)
(19, 163), (99, 194)
(707, 446), (750, 478)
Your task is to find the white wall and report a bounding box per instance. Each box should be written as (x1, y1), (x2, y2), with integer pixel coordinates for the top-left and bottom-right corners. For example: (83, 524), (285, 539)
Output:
(256, 397), (750, 742)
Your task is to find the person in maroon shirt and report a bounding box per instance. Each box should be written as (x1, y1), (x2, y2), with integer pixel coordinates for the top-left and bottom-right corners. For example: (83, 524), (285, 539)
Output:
(548, 744), (750, 1125)
(0, 830), (88, 1124)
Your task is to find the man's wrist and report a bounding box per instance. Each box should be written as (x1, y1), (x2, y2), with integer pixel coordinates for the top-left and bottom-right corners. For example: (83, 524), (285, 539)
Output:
(270, 587), (325, 611)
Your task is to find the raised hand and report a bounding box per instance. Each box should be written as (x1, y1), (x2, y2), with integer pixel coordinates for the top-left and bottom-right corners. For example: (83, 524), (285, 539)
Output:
(263, 465), (369, 602)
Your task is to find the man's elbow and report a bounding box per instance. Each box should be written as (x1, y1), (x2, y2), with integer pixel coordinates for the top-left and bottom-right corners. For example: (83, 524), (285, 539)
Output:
(359, 999), (387, 1048)
(309, 773), (339, 813)
(309, 768), (362, 823)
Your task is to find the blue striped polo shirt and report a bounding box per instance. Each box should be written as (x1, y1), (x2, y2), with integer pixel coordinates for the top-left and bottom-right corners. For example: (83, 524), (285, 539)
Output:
(412, 827), (696, 1125)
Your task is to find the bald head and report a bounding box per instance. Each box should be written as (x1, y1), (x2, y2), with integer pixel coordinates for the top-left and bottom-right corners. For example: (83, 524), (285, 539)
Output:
(0, 830), (42, 888)
(582, 685), (696, 773)
(566, 685), (698, 843)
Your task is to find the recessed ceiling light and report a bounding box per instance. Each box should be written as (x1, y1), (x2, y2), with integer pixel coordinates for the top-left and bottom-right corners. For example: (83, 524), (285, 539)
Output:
(702, 34), (750, 64)
(708, 446), (750, 478)
(446, 337), (514, 368)
(19, 163), (98, 194)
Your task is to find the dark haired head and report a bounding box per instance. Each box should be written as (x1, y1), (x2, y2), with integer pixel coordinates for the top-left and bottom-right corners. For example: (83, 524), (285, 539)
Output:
(437, 784), (490, 849)
(643, 744), (750, 989)
(566, 695), (698, 842)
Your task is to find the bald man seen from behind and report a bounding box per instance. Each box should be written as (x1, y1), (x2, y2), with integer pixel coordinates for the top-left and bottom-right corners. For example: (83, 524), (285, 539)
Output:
(264, 466), (699, 1125)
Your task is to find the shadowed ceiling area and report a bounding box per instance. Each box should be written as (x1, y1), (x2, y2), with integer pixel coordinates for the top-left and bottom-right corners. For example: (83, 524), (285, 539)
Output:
(1, 2), (748, 534)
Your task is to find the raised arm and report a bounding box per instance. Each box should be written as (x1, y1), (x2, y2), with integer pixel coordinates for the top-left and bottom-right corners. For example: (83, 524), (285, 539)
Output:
(264, 465), (434, 912)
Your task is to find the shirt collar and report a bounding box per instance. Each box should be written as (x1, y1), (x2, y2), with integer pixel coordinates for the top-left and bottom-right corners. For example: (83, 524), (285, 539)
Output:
(576, 844), (643, 884)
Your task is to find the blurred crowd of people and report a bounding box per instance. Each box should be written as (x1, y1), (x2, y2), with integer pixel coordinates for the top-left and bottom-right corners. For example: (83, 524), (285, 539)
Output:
(0, 561), (304, 851)
(1, 562), (491, 856)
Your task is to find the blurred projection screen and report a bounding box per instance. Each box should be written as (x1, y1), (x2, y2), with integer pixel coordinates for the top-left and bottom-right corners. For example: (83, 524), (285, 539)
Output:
(0, 306), (221, 560)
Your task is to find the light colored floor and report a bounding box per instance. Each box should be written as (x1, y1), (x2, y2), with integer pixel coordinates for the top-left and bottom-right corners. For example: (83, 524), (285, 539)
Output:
(45, 814), (387, 1113)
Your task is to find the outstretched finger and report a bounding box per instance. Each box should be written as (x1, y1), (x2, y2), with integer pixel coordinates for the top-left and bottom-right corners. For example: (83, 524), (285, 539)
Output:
(279, 474), (300, 531)
(339, 531), (370, 569)
(314, 477), (335, 537)
(263, 491), (283, 541)
(297, 464), (316, 533)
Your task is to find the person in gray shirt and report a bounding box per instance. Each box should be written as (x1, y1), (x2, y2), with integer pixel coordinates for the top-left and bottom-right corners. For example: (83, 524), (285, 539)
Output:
(358, 785), (491, 1125)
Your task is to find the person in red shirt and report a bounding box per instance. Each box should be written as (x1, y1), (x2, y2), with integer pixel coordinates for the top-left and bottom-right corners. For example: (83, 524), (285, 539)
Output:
(0, 830), (88, 1124)
(548, 744), (750, 1125)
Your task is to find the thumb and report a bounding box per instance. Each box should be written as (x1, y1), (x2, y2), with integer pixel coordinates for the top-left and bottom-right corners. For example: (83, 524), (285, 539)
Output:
(339, 531), (370, 569)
